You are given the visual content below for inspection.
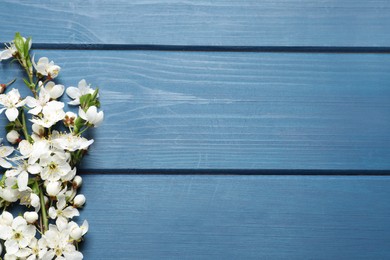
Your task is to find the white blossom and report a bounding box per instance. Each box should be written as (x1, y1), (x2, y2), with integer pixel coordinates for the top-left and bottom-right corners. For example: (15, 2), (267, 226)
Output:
(0, 144), (14, 168)
(0, 216), (36, 256)
(42, 81), (65, 99)
(48, 194), (79, 230)
(0, 42), (17, 61)
(26, 237), (48, 260)
(52, 131), (94, 152)
(19, 191), (40, 211)
(0, 37), (30, 61)
(30, 100), (65, 128)
(32, 56), (61, 79)
(66, 79), (96, 105)
(43, 224), (83, 260)
(69, 220), (88, 241)
(39, 152), (72, 182)
(25, 86), (51, 115)
(0, 88), (26, 121)
(78, 106), (104, 127)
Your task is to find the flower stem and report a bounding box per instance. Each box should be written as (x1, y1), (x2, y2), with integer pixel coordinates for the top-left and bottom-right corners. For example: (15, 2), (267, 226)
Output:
(21, 110), (33, 143)
(39, 183), (48, 233)
(5, 78), (16, 87)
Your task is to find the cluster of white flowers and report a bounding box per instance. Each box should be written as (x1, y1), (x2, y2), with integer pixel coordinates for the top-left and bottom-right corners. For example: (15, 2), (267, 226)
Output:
(0, 33), (103, 259)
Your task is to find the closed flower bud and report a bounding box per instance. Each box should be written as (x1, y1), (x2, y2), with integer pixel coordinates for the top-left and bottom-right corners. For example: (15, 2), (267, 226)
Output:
(0, 211), (13, 226)
(32, 123), (44, 136)
(70, 226), (83, 240)
(44, 195), (49, 206)
(46, 181), (62, 197)
(24, 211), (38, 223)
(30, 193), (40, 209)
(6, 130), (20, 144)
(73, 175), (82, 188)
(73, 194), (86, 207)
(0, 84), (6, 94)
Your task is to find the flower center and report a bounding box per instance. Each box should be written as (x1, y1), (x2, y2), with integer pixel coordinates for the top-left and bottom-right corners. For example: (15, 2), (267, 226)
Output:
(55, 247), (63, 256)
(49, 162), (57, 171)
(13, 231), (23, 241)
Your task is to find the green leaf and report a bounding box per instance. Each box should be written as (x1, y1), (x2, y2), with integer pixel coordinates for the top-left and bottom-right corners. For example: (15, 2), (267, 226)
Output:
(91, 88), (99, 100)
(79, 94), (92, 108)
(23, 78), (30, 87)
(94, 100), (101, 108)
(24, 37), (32, 57)
(14, 32), (25, 58)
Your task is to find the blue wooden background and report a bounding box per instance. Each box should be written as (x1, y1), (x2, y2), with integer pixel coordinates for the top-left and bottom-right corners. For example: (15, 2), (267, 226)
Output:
(1, 1), (390, 259)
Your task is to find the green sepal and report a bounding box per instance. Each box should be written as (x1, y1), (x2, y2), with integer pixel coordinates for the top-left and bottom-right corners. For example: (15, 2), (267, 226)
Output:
(5, 121), (21, 132)
(73, 117), (86, 134)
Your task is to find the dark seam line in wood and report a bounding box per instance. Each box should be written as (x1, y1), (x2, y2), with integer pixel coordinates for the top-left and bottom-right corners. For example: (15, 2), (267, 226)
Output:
(78, 169), (390, 176)
(2, 43), (390, 53)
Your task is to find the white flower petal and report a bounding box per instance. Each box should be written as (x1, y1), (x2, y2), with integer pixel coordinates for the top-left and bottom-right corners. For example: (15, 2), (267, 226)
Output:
(5, 107), (19, 121)
(0, 157), (12, 168)
(66, 87), (80, 100)
(78, 107), (87, 120)
(0, 225), (12, 239)
(17, 171), (29, 191)
(86, 106), (97, 122)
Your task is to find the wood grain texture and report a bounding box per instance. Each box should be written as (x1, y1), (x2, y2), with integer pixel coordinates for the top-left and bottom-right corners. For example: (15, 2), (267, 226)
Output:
(1, 0), (390, 47)
(1, 50), (390, 171)
(70, 174), (390, 259)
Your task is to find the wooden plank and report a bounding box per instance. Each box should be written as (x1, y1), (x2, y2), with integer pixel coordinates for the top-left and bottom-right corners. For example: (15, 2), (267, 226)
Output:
(1, 0), (390, 47)
(1, 50), (390, 171)
(74, 174), (390, 259)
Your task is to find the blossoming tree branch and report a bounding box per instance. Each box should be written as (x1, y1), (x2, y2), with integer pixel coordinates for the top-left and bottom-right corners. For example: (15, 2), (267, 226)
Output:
(0, 33), (104, 259)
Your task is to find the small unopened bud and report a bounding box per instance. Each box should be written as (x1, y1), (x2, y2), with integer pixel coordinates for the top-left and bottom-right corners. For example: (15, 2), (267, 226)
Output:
(24, 211), (38, 224)
(0, 84), (6, 94)
(70, 227), (83, 240)
(32, 123), (44, 136)
(44, 195), (49, 206)
(73, 194), (86, 207)
(0, 79), (15, 94)
(30, 193), (40, 209)
(73, 176), (82, 188)
(46, 181), (62, 197)
(6, 130), (20, 144)
(0, 211), (13, 226)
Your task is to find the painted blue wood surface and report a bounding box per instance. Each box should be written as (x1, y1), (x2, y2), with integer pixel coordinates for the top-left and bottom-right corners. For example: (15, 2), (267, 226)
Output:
(1, 0), (390, 259)
(1, 0), (390, 47)
(76, 174), (390, 259)
(2, 50), (390, 171)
